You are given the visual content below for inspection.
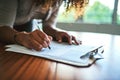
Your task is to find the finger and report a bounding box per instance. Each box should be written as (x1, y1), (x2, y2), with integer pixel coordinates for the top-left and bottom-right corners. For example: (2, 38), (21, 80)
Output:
(31, 30), (49, 48)
(41, 36), (52, 48)
(62, 33), (72, 45)
(36, 30), (52, 47)
(30, 30), (43, 44)
(36, 30), (50, 42)
(56, 35), (62, 43)
(48, 36), (53, 41)
(23, 38), (43, 51)
(29, 38), (43, 51)
(72, 36), (82, 45)
(46, 36), (53, 44)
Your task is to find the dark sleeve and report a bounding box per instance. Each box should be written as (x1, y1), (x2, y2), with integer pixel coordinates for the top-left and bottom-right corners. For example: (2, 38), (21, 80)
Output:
(0, 0), (17, 27)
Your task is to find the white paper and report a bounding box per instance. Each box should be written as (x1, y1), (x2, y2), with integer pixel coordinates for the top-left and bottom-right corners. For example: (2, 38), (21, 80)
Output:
(5, 41), (102, 66)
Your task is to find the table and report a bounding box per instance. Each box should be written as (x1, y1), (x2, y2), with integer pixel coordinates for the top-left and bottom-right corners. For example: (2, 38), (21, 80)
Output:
(0, 32), (120, 80)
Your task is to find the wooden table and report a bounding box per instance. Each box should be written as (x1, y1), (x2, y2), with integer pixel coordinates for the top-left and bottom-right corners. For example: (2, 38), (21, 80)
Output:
(0, 32), (120, 80)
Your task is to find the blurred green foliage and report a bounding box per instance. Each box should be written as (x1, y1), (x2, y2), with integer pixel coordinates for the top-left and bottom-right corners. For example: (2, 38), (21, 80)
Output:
(83, 1), (112, 24)
(57, 8), (76, 23)
(57, 1), (120, 24)
(118, 15), (120, 24)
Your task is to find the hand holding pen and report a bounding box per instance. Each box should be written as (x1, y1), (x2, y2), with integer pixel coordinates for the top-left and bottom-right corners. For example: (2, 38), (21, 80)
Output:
(30, 29), (52, 51)
(36, 24), (51, 50)
(14, 30), (52, 51)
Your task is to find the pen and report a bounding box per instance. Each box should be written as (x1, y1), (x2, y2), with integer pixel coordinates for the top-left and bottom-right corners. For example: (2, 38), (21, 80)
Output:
(36, 24), (51, 50)
(48, 46), (51, 49)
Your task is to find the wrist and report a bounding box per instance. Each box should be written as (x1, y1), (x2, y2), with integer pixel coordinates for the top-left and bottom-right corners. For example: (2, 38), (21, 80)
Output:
(13, 31), (27, 45)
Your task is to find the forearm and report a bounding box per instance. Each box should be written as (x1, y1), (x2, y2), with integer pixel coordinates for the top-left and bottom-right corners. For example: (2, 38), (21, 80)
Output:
(42, 3), (61, 37)
(42, 24), (57, 38)
(42, 11), (58, 37)
(0, 26), (18, 44)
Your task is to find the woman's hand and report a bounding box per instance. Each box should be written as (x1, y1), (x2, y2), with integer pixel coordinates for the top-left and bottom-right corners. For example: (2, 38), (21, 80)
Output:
(54, 31), (82, 45)
(15, 30), (52, 51)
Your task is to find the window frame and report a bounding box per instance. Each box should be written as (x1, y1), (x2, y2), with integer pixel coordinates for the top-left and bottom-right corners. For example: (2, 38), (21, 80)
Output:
(56, 0), (120, 35)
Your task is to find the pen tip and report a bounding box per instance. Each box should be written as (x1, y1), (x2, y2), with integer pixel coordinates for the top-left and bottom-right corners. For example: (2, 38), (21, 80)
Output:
(48, 46), (51, 49)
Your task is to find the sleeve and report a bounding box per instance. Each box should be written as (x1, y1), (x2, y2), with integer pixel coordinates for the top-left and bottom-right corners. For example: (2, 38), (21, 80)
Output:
(42, 1), (62, 27)
(0, 0), (17, 27)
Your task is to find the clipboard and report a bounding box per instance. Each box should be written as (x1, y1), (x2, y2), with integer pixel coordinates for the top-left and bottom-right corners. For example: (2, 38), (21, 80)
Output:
(5, 41), (104, 67)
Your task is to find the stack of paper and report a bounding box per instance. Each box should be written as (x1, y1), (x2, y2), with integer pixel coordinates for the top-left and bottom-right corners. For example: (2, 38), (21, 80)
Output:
(5, 41), (103, 67)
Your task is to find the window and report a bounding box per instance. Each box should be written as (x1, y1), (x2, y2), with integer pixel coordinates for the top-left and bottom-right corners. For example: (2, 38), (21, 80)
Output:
(33, 0), (120, 35)
(117, 0), (120, 24)
(57, 0), (120, 25)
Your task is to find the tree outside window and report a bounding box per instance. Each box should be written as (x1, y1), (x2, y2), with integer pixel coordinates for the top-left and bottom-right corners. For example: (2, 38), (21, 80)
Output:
(57, 0), (120, 25)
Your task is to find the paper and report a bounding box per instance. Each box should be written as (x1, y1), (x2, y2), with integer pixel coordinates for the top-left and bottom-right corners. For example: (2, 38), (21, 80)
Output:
(5, 41), (103, 66)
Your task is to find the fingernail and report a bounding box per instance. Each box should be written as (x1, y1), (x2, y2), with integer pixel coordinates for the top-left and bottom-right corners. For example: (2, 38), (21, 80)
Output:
(58, 40), (61, 42)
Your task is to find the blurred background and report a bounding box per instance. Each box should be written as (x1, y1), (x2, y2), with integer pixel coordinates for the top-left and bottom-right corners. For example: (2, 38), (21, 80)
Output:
(57, 0), (120, 25)
(33, 0), (120, 35)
